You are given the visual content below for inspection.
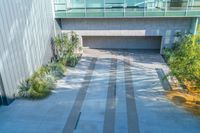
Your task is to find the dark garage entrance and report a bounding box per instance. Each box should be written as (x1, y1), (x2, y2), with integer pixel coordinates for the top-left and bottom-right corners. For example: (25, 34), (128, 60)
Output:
(83, 36), (162, 50)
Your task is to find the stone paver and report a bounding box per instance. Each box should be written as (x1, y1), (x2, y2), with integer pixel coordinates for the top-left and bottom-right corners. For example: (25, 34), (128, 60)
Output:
(0, 49), (200, 133)
(74, 58), (111, 133)
(63, 58), (97, 133)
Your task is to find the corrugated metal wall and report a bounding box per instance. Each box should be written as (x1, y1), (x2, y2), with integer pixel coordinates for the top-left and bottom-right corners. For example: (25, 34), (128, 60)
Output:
(0, 0), (55, 105)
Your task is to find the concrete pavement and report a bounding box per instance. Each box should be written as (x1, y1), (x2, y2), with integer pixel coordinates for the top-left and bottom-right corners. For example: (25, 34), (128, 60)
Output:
(0, 49), (200, 133)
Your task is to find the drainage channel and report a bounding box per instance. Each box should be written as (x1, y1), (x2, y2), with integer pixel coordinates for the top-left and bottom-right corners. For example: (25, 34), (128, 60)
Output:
(74, 112), (81, 130)
(62, 58), (97, 133)
(156, 68), (172, 91)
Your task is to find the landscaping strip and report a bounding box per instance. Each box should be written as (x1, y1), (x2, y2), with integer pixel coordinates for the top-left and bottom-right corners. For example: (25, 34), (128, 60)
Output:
(62, 57), (97, 133)
(124, 58), (140, 133)
(103, 58), (117, 133)
(163, 34), (200, 92)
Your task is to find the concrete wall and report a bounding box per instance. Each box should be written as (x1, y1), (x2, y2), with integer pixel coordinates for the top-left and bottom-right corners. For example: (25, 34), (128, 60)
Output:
(54, 19), (62, 35)
(0, 0), (54, 105)
(61, 18), (193, 53)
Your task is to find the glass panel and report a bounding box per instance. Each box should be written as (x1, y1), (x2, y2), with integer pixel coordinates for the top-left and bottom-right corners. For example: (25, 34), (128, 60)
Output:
(167, 0), (188, 10)
(86, 9), (104, 17)
(55, 11), (67, 18)
(54, 0), (200, 18)
(70, 0), (85, 8)
(187, 11), (200, 16)
(125, 11), (144, 16)
(55, 4), (66, 11)
(86, 0), (104, 8)
(145, 0), (165, 14)
(189, 0), (200, 10)
(105, 8), (124, 17)
(54, 0), (66, 4)
(166, 11), (186, 16)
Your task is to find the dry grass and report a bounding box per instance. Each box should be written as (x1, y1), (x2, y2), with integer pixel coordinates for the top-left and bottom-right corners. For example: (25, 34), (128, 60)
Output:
(165, 88), (200, 116)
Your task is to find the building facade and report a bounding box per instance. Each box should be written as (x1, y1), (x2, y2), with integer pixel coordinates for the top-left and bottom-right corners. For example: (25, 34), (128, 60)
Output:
(0, 0), (200, 105)
(55, 0), (200, 53)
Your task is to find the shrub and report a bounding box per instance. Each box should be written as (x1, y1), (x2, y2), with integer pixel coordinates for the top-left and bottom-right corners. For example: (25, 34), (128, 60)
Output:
(18, 79), (31, 98)
(47, 62), (66, 78)
(65, 54), (80, 67)
(42, 73), (56, 89)
(31, 66), (49, 79)
(18, 76), (51, 99)
(28, 77), (50, 99)
(164, 33), (200, 92)
(18, 31), (81, 99)
(53, 31), (81, 67)
(53, 34), (69, 60)
(18, 62), (66, 99)
(67, 32), (80, 55)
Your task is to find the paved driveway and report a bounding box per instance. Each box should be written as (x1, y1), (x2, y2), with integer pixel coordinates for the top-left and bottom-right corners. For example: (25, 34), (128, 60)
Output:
(0, 49), (200, 133)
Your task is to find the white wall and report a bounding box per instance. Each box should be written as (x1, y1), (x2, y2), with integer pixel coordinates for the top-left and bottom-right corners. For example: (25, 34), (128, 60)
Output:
(0, 0), (54, 104)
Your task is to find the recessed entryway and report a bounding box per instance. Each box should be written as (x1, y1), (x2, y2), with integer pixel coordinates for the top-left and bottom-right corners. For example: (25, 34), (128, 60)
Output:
(82, 36), (162, 50)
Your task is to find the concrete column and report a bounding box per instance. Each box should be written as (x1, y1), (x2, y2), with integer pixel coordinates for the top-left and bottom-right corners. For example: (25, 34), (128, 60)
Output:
(190, 17), (199, 35)
(160, 37), (165, 54)
(160, 37), (173, 54)
(80, 35), (83, 47)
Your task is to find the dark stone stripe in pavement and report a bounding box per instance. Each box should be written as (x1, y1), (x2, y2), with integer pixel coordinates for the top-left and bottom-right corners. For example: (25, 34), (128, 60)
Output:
(156, 68), (172, 91)
(103, 58), (117, 133)
(62, 58), (97, 133)
(124, 58), (140, 133)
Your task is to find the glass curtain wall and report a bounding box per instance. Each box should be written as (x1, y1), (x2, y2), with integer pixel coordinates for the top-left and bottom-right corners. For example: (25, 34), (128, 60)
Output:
(54, 0), (200, 17)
